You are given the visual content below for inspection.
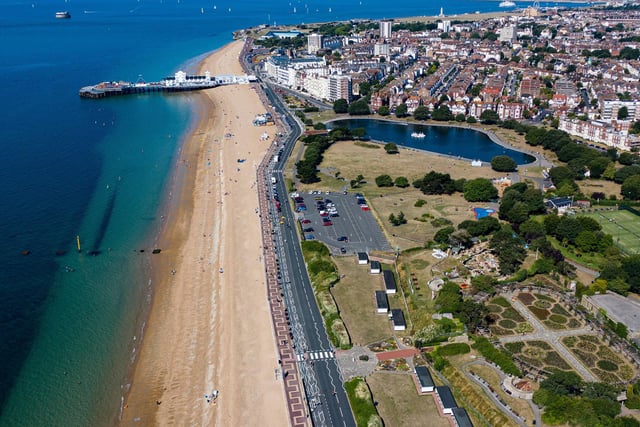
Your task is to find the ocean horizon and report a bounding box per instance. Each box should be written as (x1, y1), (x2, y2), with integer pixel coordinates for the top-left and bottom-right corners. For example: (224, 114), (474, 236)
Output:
(0, 0), (590, 425)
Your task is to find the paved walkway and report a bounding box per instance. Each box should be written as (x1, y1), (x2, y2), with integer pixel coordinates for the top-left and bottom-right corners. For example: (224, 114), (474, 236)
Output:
(499, 292), (596, 382)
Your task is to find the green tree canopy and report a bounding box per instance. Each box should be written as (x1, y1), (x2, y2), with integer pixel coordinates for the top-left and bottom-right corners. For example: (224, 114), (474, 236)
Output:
(375, 174), (394, 187)
(348, 99), (370, 115)
(490, 155), (517, 172)
(333, 98), (348, 114)
(462, 178), (498, 202)
(413, 105), (429, 120)
(384, 142), (399, 154)
(394, 103), (408, 118)
(394, 176), (409, 188)
(377, 105), (390, 116)
(479, 109), (500, 124)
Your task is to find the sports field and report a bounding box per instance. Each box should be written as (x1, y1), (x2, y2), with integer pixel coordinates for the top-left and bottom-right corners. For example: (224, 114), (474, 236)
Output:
(582, 208), (640, 254)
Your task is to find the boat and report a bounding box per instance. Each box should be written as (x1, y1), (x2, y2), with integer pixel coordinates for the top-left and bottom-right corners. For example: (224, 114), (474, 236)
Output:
(499, 1), (516, 7)
(411, 132), (426, 138)
(55, 11), (71, 18)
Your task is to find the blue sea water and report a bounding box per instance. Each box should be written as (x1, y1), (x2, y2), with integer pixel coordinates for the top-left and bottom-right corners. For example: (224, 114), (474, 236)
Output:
(0, 0), (588, 425)
(330, 119), (536, 164)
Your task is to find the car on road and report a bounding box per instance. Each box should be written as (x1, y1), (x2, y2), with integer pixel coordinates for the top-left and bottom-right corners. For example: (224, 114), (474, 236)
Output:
(340, 247), (347, 254)
(337, 236), (348, 242)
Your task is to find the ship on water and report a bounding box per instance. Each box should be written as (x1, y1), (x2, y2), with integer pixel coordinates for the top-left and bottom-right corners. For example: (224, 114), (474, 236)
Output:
(55, 11), (71, 19)
(499, 1), (516, 7)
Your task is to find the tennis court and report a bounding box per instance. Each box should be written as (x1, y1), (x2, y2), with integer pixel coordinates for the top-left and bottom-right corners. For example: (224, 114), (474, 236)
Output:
(581, 208), (640, 254)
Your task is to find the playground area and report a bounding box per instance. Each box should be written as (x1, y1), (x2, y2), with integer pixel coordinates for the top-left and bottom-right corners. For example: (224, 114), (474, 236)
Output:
(581, 208), (640, 254)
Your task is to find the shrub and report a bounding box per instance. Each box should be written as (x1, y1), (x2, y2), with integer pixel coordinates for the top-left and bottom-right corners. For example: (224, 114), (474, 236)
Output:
(437, 343), (471, 356)
(499, 319), (517, 329)
(549, 314), (567, 324)
(414, 199), (427, 207)
(491, 155), (517, 172)
(472, 337), (521, 376)
(491, 296), (511, 307)
(597, 360), (619, 372)
(504, 342), (524, 353)
(344, 378), (381, 427)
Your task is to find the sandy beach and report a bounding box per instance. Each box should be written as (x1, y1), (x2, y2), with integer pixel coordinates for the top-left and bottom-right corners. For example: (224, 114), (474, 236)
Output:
(120, 40), (288, 426)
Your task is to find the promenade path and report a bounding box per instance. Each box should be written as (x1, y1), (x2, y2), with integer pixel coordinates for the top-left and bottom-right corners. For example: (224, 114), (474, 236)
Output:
(498, 292), (596, 382)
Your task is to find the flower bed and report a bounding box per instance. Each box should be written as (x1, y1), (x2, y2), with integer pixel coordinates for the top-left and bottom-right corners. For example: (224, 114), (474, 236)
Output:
(534, 299), (552, 309)
(545, 351), (572, 370)
(517, 292), (535, 305)
(551, 304), (570, 316)
(502, 308), (525, 322)
(597, 360), (618, 372)
(529, 306), (550, 320)
(535, 293), (555, 302)
(499, 319), (517, 329)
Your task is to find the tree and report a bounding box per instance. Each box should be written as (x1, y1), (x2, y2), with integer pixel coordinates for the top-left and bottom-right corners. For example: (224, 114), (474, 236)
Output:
(575, 230), (598, 252)
(455, 113), (466, 122)
(490, 155), (517, 172)
(375, 174), (394, 187)
(394, 176), (409, 188)
(434, 226), (455, 244)
(480, 109), (500, 124)
(431, 105), (453, 121)
(384, 142), (399, 154)
(540, 371), (584, 396)
(377, 105), (390, 116)
(490, 226), (526, 274)
(622, 175), (640, 200)
(463, 178), (498, 202)
(413, 105), (429, 121)
(333, 98), (348, 114)
(618, 106), (629, 120)
(471, 275), (497, 293)
(348, 99), (370, 115)
(413, 171), (457, 195)
(395, 103), (408, 118)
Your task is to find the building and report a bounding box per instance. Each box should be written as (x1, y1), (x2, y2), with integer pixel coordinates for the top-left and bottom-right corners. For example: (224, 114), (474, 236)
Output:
(375, 290), (389, 314)
(328, 74), (352, 102)
(499, 25), (517, 44)
(373, 43), (390, 57)
(380, 20), (392, 40)
(582, 292), (640, 344)
(383, 270), (397, 294)
(415, 366), (435, 393)
(370, 261), (381, 274)
(545, 197), (573, 214)
(357, 252), (369, 265)
(308, 33), (323, 54)
(452, 408), (474, 427)
(559, 118), (640, 151)
(391, 308), (406, 331)
(600, 99), (640, 122)
(435, 386), (458, 415)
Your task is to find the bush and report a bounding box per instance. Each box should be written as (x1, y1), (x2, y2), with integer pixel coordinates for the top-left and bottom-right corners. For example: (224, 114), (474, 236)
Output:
(491, 155), (517, 172)
(472, 337), (521, 376)
(437, 343), (471, 356)
(597, 360), (619, 372)
(414, 199), (427, 207)
(344, 378), (381, 427)
(375, 174), (394, 187)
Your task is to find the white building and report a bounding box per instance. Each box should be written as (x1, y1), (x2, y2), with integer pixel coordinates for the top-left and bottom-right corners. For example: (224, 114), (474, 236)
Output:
(600, 99), (640, 122)
(559, 118), (640, 151)
(499, 25), (517, 44)
(307, 33), (323, 54)
(373, 43), (390, 57)
(379, 20), (392, 40)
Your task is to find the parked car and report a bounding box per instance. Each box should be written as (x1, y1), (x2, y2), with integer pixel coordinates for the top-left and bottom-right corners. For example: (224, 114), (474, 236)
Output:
(300, 219), (311, 224)
(337, 236), (348, 242)
(303, 227), (314, 233)
(322, 218), (333, 226)
(340, 247), (347, 254)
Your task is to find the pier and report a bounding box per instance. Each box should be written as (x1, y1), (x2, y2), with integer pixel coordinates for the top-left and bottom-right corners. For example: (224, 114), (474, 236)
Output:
(79, 71), (257, 99)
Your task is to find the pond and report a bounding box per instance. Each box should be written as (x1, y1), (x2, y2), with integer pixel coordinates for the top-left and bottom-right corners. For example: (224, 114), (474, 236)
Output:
(328, 119), (536, 165)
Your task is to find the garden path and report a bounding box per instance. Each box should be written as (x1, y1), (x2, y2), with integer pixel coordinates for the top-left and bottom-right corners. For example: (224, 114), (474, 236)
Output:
(498, 293), (597, 382)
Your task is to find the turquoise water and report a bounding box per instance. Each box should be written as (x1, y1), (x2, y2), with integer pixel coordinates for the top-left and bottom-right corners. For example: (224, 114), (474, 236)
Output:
(0, 0), (590, 425)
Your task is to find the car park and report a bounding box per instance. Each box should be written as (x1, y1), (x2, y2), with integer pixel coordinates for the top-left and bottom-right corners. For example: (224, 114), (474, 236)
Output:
(303, 227), (314, 233)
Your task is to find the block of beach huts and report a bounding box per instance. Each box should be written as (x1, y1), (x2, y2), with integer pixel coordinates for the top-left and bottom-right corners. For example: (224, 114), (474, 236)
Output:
(391, 308), (406, 331)
(452, 407), (474, 427)
(375, 290), (389, 314)
(435, 386), (458, 415)
(369, 260), (381, 274)
(357, 252), (368, 265)
(382, 270), (397, 294)
(415, 366), (435, 393)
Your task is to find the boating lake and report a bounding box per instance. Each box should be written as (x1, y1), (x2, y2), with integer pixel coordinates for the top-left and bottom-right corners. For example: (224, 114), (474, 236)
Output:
(329, 119), (536, 165)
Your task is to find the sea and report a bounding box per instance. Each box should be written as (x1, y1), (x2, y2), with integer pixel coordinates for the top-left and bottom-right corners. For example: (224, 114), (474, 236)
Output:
(0, 0), (590, 425)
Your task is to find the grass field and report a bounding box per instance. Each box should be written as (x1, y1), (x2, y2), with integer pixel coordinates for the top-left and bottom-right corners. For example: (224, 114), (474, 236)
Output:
(581, 208), (640, 254)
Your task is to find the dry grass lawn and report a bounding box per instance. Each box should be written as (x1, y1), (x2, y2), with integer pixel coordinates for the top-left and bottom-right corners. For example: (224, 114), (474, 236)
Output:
(366, 372), (450, 427)
(331, 257), (392, 346)
(464, 363), (535, 425)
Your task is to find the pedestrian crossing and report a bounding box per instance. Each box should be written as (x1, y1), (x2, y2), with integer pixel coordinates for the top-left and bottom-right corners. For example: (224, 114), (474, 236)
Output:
(296, 350), (335, 362)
